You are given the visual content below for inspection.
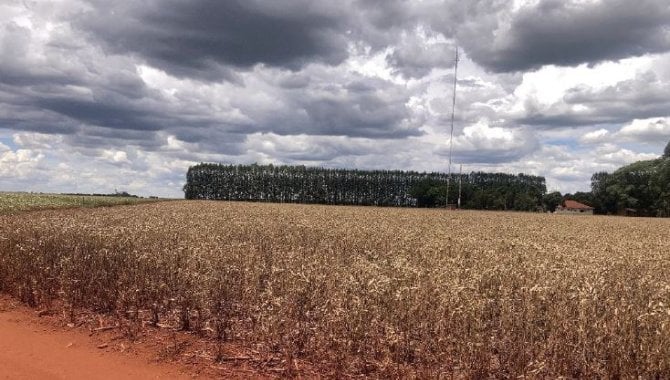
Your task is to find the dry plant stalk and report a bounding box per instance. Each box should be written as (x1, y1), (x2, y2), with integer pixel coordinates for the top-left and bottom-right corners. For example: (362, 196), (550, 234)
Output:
(1, 201), (669, 377)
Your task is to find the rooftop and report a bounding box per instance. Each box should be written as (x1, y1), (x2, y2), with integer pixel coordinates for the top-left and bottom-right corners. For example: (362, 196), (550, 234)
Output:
(563, 200), (594, 210)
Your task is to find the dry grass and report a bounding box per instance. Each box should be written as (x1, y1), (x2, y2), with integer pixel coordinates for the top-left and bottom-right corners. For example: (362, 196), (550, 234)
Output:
(0, 192), (159, 214)
(1, 201), (669, 377)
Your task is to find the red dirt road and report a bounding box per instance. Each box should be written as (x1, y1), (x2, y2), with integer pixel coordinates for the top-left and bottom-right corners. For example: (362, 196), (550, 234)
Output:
(0, 301), (192, 380)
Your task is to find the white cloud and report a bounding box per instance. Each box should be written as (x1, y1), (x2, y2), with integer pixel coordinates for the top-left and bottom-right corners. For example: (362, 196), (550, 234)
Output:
(578, 118), (670, 147)
(99, 149), (130, 164)
(13, 132), (63, 149)
(428, 120), (540, 164)
(580, 128), (610, 144)
(618, 117), (670, 142)
(509, 56), (651, 115)
(0, 148), (44, 178)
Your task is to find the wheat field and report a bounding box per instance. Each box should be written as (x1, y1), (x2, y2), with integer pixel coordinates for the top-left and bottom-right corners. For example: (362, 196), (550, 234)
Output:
(1, 201), (669, 377)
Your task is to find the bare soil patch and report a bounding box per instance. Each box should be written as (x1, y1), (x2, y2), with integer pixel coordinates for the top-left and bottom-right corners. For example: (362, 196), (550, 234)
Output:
(0, 295), (269, 379)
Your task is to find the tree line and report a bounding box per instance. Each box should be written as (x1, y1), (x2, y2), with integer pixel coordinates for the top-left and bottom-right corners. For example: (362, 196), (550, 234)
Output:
(587, 141), (670, 216)
(544, 140), (670, 217)
(184, 163), (547, 210)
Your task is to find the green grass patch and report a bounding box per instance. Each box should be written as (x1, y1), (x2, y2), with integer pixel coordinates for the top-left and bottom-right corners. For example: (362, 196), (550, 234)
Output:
(0, 192), (162, 214)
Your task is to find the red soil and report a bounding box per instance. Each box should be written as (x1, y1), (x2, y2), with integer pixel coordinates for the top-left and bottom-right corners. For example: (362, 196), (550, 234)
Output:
(0, 296), (267, 379)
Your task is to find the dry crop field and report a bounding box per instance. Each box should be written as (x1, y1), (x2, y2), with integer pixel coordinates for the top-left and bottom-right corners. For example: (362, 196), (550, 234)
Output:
(0, 192), (157, 214)
(1, 201), (669, 378)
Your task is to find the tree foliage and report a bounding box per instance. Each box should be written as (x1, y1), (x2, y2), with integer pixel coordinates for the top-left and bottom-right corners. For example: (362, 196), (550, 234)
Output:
(543, 191), (563, 213)
(184, 163), (547, 210)
(590, 155), (670, 217)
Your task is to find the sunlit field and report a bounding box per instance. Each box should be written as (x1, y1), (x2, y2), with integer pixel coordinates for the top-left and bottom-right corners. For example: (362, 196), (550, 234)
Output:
(0, 192), (158, 214)
(1, 201), (669, 377)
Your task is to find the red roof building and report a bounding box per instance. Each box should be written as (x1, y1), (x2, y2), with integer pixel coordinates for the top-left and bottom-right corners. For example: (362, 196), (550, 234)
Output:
(556, 200), (594, 214)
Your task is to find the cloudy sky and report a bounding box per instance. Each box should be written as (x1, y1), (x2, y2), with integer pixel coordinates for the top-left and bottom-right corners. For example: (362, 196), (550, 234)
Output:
(1, 0), (669, 197)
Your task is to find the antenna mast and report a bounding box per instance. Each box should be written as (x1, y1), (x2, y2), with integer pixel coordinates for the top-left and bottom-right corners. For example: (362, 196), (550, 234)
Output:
(446, 47), (459, 208)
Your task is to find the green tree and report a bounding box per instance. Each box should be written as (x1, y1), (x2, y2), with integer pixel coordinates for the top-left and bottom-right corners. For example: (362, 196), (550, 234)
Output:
(651, 158), (670, 216)
(184, 163), (547, 210)
(591, 172), (617, 214)
(514, 192), (537, 211)
(586, 144), (670, 217)
(410, 179), (444, 207)
(543, 191), (563, 212)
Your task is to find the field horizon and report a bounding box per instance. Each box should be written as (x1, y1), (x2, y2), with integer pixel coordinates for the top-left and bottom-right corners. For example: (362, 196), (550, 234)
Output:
(0, 191), (164, 215)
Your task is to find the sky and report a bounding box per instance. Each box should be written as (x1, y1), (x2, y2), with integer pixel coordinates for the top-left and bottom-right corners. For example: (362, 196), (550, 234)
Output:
(1, 0), (669, 198)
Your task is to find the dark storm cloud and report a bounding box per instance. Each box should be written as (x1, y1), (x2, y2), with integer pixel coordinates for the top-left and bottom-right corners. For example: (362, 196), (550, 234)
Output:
(0, 0), (424, 151)
(277, 74), (311, 90)
(36, 98), (166, 132)
(465, 0), (670, 72)
(77, 0), (352, 80)
(241, 74), (422, 139)
(0, 19), (249, 149)
(75, 0), (461, 81)
(242, 96), (419, 138)
(0, 63), (79, 88)
(171, 129), (248, 156)
(517, 72), (670, 128)
(0, 69), (169, 137)
(1, 66), (419, 151)
(0, 87), (79, 135)
(0, 73), (244, 152)
(296, 96), (414, 138)
(67, 126), (164, 148)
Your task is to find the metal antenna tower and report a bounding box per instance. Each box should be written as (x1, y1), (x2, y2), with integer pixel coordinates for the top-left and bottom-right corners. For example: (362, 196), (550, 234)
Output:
(446, 47), (459, 208)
